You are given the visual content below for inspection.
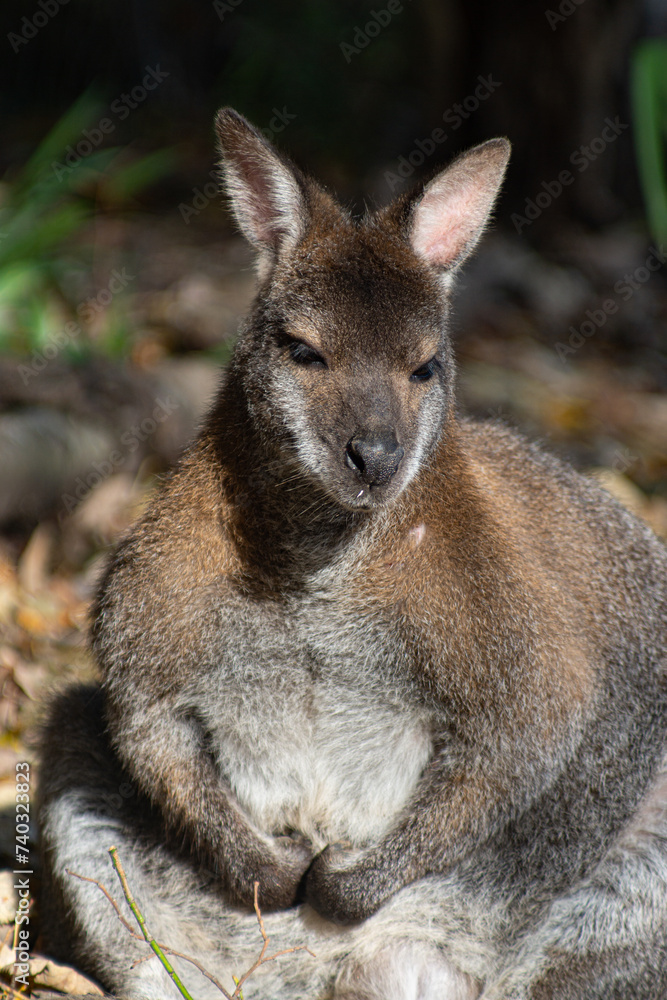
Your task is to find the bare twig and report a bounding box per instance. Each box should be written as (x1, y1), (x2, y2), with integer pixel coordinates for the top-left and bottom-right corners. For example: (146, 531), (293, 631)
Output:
(66, 869), (136, 936)
(130, 953), (155, 968)
(67, 854), (315, 1000)
(68, 866), (234, 998)
(68, 865), (235, 999)
(153, 948), (233, 998)
(232, 882), (316, 996)
(108, 847), (195, 1000)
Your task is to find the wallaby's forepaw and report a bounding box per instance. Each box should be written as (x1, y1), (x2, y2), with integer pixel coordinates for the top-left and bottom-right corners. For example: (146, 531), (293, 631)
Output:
(305, 844), (400, 924)
(225, 837), (314, 912)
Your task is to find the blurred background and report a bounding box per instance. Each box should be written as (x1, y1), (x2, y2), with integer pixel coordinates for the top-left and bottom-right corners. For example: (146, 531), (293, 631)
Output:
(0, 0), (666, 963)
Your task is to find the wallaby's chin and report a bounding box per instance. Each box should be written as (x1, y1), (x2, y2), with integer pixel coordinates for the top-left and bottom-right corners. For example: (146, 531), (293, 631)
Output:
(298, 452), (418, 513)
(335, 481), (401, 512)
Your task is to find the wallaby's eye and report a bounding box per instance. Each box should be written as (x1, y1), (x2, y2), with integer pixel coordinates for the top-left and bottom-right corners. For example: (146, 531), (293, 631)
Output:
(288, 340), (327, 368)
(410, 358), (439, 383)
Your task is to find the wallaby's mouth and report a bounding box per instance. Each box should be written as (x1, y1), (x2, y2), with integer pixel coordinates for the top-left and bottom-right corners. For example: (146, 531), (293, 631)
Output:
(349, 487), (374, 510)
(330, 471), (408, 512)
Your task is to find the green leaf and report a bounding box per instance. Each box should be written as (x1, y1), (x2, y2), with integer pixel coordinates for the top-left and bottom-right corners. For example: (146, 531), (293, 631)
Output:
(12, 92), (103, 195)
(101, 149), (175, 204)
(631, 40), (667, 245)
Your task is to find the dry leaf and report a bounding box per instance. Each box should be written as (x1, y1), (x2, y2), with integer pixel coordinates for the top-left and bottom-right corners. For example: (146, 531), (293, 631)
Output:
(0, 752), (20, 781)
(0, 873), (16, 925)
(29, 957), (104, 995)
(17, 526), (53, 595)
(0, 941), (14, 970)
(11, 663), (47, 701)
(0, 946), (104, 997)
(14, 607), (50, 638)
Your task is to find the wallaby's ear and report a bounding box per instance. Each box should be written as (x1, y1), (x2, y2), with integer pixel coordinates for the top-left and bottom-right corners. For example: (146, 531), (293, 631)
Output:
(215, 107), (307, 262)
(408, 138), (510, 273)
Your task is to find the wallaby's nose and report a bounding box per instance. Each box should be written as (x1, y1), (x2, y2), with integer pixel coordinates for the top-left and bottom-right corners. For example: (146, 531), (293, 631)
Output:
(345, 433), (404, 486)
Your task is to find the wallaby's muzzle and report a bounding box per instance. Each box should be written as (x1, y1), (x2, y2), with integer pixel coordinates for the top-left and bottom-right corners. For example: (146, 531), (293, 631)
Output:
(345, 432), (404, 487)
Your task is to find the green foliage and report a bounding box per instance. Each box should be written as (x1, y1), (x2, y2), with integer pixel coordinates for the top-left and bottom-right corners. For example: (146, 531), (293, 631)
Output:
(631, 39), (667, 246)
(0, 94), (172, 359)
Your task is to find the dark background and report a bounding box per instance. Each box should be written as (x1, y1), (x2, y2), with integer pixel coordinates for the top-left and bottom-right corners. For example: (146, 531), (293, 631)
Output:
(1, 0), (661, 223)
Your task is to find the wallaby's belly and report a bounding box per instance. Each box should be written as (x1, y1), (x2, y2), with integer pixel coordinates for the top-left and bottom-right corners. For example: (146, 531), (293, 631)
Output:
(195, 595), (433, 849)
(222, 680), (432, 849)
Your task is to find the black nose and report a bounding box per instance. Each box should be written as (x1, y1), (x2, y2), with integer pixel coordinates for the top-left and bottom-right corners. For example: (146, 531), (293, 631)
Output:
(345, 433), (404, 486)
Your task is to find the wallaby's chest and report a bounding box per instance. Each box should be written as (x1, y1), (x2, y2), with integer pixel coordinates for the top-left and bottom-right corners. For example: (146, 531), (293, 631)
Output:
(190, 570), (434, 848)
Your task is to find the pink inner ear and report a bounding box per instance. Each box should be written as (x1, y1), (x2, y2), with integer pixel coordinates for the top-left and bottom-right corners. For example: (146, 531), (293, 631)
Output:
(415, 216), (470, 266)
(412, 181), (485, 268)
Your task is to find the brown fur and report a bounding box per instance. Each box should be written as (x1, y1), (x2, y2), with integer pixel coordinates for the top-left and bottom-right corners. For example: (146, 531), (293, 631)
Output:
(38, 110), (667, 1000)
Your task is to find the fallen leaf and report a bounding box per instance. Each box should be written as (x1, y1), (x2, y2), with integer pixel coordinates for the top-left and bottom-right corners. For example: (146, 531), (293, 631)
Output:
(14, 607), (50, 638)
(11, 664), (47, 701)
(29, 957), (104, 995)
(0, 946), (103, 996)
(0, 873), (16, 925)
(0, 941), (14, 970)
(0, 751), (20, 781)
(17, 526), (53, 596)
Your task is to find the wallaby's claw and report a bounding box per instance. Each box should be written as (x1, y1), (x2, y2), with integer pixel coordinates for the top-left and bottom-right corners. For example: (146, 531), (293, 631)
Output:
(305, 846), (394, 925)
(226, 839), (314, 911)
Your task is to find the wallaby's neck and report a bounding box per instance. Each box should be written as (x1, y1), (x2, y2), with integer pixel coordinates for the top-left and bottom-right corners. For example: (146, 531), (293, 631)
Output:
(204, 371), (372, 589)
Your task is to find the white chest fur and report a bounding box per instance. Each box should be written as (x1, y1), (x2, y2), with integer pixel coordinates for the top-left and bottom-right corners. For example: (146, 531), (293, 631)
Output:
(190, 577), (433, 851)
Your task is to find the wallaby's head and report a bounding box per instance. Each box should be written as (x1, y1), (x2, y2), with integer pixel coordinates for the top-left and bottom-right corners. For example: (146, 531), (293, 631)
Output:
(215, 109), (509, 512)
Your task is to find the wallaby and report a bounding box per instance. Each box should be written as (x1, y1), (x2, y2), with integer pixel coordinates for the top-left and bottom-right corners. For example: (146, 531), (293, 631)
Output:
(39, 109), (667, 1000)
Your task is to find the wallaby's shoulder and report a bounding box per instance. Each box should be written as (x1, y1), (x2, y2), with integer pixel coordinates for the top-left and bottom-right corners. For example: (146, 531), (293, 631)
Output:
(96, 438), (228, 577)
(91, 435), (242, 682)
(447, 417), (667, 610)
(458, 416), (666, 546)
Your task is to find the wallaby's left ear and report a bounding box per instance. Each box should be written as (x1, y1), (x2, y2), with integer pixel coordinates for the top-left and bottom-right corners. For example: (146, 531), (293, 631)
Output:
(408, 138), (511, 272)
